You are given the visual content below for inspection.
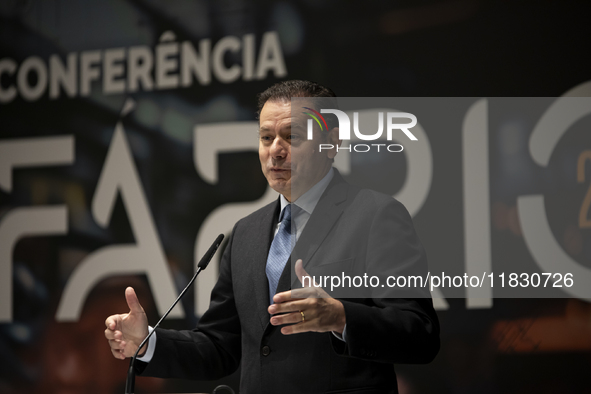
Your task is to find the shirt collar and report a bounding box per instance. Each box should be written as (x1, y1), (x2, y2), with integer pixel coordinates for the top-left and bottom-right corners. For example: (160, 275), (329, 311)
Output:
(279, 168), (334, 217)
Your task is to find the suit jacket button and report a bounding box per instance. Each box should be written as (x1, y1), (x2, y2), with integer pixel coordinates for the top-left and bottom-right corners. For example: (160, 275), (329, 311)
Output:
(261, 345), (271, 356)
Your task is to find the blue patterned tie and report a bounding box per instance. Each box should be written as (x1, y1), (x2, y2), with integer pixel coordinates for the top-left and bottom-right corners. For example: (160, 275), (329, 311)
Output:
(266, 204), (296, 304)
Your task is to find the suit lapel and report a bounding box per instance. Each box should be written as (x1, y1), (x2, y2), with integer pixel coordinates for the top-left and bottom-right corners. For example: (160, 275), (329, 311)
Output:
(275, 172), (350, 294)
(251, 199), (280, 330)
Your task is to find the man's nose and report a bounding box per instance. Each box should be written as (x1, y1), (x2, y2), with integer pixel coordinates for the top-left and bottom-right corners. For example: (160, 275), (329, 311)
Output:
(270, 137), (288, 159)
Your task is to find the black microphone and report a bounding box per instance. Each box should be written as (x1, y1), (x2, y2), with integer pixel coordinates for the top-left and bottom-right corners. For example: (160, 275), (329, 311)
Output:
(125, 234), (225, 394)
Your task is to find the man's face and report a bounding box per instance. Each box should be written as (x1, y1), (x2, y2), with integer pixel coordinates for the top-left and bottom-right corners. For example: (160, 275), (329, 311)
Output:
(258, 100), (338, 201)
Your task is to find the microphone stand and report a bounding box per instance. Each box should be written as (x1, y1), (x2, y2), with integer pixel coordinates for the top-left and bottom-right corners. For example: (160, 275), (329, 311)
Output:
(125, 234), (225, 394)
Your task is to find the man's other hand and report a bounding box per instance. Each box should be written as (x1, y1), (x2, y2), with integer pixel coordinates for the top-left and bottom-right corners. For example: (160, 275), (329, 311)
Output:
(104, 287), (149, 360)
(268, 259), (346, 335)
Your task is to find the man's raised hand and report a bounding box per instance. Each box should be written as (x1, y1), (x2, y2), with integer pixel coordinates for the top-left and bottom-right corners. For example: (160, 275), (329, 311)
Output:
(268, 259), (346, 335)
(104, 287), (149, 360)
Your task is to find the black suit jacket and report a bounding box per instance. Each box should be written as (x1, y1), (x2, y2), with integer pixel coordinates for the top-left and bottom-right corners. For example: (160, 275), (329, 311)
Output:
(139, 171), (439, 394)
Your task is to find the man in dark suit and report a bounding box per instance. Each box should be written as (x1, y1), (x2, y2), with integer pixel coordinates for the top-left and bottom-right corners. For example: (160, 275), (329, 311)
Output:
(105, 80), (439, 394)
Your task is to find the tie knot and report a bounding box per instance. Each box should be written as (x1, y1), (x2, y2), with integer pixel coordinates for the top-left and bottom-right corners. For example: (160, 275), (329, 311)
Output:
(280, 204), (292, 223)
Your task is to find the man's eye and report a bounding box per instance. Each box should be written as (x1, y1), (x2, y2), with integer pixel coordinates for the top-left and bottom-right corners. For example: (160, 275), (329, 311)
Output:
(260, 135), (272, 141)
(288, 134), (300, 140)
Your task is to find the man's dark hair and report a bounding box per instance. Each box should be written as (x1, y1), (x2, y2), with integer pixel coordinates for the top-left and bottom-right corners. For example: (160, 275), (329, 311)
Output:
(256, 80), (338, 129)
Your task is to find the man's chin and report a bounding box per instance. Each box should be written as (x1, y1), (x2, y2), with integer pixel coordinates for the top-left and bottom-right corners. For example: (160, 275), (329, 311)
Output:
(269, 180), (290, 196)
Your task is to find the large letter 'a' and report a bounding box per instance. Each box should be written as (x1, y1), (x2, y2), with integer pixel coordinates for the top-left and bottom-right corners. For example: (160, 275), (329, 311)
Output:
(56, 120), (183, 321)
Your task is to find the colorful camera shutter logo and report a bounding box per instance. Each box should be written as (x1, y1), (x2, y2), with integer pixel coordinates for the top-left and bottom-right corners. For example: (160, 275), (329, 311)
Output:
(302, 107), (329, 131)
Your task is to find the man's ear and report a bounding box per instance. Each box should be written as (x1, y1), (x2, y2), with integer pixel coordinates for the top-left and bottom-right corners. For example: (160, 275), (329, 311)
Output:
(326, 127), (341, 160)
